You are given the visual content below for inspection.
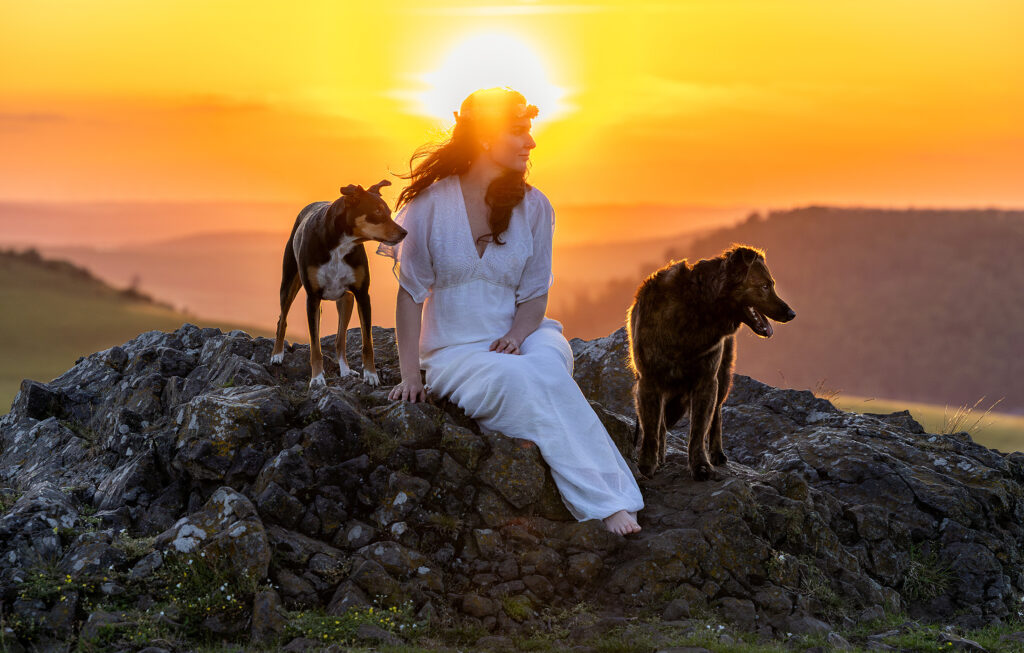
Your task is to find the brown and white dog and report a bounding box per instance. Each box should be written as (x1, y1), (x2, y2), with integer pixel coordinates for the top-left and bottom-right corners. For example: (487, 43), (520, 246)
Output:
(270, 180), (406, 388)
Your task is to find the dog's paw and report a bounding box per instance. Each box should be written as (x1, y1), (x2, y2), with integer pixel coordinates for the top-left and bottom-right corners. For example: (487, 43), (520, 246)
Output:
(362, 370), (381, 386)
(338, 364), (358, 378)
(690, 462), (715, 482)
(309, 373), (327, 389)
(638, 459), (658, 479)
(270, 352), (284, 365)
(710, 451), (729, 466)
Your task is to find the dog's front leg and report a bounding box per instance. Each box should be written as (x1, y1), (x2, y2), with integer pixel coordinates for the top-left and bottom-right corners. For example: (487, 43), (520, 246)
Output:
(335, 293), (357, 378)
(709, 335), (735, 466)
(354, 289), (379, 386)
(688, 378), (718, 482)
(635, 378), (662, 477)
(307, 293), (326, 388)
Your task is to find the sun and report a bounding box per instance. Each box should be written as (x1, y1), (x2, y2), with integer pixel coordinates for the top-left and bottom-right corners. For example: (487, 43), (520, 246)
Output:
(416, 32), (568, 125)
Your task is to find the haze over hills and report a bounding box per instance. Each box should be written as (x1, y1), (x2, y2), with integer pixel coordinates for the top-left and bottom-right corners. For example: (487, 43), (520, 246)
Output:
(5, 201), (1023, 415)
(0, 200), (746, 248)
(39, 229), (708, 339)
(557, 207), (1024, 413)
(0, 248), (268, 409)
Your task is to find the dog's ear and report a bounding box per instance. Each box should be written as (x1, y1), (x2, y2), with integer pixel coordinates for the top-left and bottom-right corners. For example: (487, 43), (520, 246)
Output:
(367, 179), (391, 196)
(340, 184), (363, 197)
(725, 246), (759, 285)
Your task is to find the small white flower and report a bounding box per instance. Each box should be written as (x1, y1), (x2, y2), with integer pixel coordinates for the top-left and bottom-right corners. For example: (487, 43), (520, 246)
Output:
(176, 583), (181, 588)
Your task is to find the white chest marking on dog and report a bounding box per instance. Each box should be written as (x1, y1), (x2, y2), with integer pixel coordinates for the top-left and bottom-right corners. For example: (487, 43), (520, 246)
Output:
(317, 236), (359, 300)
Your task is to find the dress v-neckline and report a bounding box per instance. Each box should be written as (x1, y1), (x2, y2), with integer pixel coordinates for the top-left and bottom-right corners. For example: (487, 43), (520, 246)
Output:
(453, 175), (489, 260)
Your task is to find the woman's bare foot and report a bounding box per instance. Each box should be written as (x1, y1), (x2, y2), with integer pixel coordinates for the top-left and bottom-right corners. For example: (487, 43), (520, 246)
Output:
(604, 510), (641, 535)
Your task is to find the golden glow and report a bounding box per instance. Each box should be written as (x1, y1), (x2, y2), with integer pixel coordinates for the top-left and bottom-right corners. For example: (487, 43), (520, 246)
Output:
(0, 0), (1021, 210)
(414, 31), (569, 124)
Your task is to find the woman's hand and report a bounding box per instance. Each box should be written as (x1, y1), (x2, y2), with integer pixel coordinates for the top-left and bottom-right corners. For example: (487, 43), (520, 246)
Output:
(489, 333), (522, 355)
(389, 378), (427, 403)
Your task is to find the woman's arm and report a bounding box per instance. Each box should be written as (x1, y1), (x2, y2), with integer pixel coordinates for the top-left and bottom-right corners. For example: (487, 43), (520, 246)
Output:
(490, 293), (548, 354)
(389, 287), (428, 402)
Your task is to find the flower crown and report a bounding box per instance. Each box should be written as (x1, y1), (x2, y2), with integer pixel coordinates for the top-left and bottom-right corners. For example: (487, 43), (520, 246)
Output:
(453, 102), (539, 125)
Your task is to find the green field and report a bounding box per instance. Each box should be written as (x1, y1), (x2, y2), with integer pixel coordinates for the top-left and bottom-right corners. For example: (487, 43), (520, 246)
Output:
(0, 253), (269, 412)
(834, 395), (1024, 453)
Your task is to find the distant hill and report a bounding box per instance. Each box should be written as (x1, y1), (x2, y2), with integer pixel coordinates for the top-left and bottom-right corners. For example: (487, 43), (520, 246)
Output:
(39, 227), (710, 336)
(0, 249), (268, 410)
(557, 207), (1024, 413)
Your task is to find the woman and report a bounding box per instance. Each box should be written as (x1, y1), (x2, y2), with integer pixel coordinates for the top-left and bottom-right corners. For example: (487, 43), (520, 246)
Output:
(378, 87), (643, 535)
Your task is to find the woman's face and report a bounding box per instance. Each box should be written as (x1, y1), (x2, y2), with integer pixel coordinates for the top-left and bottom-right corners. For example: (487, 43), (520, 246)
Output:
(484, 116), (536, 173)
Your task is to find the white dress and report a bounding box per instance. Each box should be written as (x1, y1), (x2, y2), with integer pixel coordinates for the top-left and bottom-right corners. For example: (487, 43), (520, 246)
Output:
(377, 175), (643, 521)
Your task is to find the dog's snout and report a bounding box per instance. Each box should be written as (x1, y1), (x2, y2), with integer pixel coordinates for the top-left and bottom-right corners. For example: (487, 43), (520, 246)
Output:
(784, 307), (796, 321)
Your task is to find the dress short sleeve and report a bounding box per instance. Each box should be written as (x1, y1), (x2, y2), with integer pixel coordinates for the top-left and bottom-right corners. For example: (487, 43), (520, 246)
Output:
(376, 191), (434, 303)
(515, 190), (555, 303)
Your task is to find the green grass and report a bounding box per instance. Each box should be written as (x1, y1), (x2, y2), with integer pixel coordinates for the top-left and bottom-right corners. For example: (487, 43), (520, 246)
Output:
(834, 395), (1024, 453)
(0, 255), (269, 412)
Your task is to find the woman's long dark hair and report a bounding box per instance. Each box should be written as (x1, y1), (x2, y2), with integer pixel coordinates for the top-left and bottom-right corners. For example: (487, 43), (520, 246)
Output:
(397, 87), (538, 247)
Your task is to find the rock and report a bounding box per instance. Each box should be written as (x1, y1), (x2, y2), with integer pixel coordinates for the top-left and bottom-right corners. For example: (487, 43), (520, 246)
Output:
(716, 597), (757, 631)
(173, 386), (289, 480)
(251, 589), (287, 643)
(154, 486), (270, 580)
(58, 532), (127, 579)
(327, 580), (369, 614)
(350, 559), (401, 600)
(567, 552), (603, 584)
(254, 445), (314, 496)
(282, 637), (319, 652)
(827, 632), (854, 650)
(373, 401), (441, 448)
(272, 567), (317, 607)
(859, 605), (886, 622)
(333, 519), (377, 550)
(15, 381), (66, 421)
(502, 594), (534, 622)
(256, 481), (305, 528)
(476, 434), (547, 508)
(441, 424), (487, 470)
(128, 551), (163, 580)
(355, 622), (404, 646)
(938, 633), (988, 651)
(3, 324), (1024, 646)
(785, 614), (833, 635)
(357, 540), (427, 579)
(463, 593), (496, 617)
(662, 598), (690, 621)
(79, 608), (129, 640)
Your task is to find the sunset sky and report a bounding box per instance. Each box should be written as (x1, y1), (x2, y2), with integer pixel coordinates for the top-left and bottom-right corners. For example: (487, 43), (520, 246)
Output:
(2, 0), (1022, 216)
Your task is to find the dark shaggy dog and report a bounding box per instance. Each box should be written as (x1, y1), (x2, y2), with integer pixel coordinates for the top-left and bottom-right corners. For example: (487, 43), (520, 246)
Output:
(627, 245), (796, 480)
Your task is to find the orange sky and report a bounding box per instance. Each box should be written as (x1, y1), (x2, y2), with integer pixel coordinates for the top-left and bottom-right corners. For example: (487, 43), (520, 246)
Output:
(2, 0), (1023, 215)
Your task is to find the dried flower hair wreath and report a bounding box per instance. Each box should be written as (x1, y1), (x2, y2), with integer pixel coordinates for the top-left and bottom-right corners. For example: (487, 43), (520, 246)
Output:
(452, 102), (539, 125)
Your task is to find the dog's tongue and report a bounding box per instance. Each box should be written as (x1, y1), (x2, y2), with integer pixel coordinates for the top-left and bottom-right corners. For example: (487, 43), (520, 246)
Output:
(763, 320), (773, 337)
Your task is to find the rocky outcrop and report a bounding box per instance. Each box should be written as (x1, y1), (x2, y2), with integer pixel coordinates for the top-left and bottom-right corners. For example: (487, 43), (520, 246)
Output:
(1, 324), (1023, 649)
